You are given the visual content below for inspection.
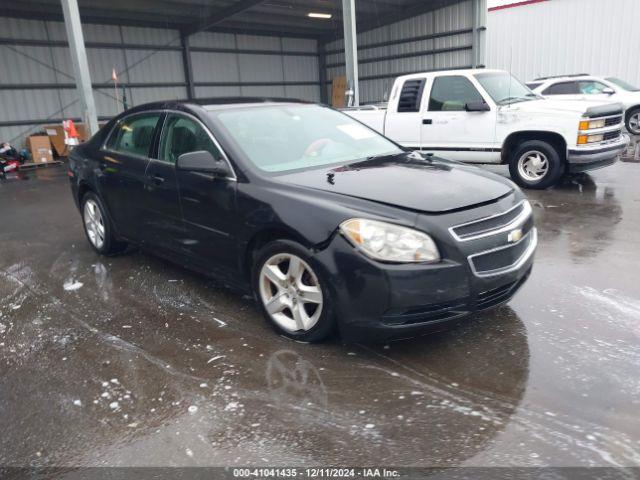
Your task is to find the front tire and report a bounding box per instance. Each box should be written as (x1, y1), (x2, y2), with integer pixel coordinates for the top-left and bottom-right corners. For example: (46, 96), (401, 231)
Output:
(252, 240), (335, 342)
(508, 140), (564, 189)
(625, 107), (640, 136)
(81, 192), (127, 255)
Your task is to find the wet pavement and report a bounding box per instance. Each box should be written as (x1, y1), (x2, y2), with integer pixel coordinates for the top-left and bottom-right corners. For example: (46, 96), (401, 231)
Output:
(0, 158), (639, 468)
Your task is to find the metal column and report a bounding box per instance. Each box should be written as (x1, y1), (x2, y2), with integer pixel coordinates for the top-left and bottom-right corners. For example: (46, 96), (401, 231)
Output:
(472, 0), (488, 68)
(181, 34), (196, 100)
(60, 0), (99, 135)
(318, 42), (328, 104)
(341, 0), (359, 106)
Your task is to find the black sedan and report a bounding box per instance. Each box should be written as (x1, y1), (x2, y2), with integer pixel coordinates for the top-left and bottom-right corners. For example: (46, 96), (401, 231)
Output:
(68, 98), (536, 342)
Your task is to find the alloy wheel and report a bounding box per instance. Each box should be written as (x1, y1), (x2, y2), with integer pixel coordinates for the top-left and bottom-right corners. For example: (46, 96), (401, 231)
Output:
(517, 150), (549, 182)
(84, 199), (105, 249)
(259, 253), (323, 333)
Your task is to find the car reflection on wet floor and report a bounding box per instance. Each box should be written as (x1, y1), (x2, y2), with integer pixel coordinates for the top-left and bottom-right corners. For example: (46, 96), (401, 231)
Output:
(0, 159), (639, 467)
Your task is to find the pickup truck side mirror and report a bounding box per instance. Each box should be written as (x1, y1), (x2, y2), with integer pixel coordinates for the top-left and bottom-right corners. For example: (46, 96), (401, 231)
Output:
(177, 150), (231, 177)
(602, 87), (615, 95)
(465, 101), (491, 112)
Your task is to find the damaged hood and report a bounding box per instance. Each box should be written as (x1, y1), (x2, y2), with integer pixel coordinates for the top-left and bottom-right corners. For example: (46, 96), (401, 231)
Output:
(276, 154), (514, 214)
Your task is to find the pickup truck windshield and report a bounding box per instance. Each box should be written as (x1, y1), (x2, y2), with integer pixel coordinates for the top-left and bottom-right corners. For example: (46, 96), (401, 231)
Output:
(605, 77), (640, 92)
(214, 104), (402, 173)
(475, 72), (537, 105)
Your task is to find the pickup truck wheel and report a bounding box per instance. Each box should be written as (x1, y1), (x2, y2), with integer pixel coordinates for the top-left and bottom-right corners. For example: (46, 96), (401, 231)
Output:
(626, 108), (640, 135)
(81, 192), (128, 255)
(508, 140), (564, 189)
(253, 240), (335, 342)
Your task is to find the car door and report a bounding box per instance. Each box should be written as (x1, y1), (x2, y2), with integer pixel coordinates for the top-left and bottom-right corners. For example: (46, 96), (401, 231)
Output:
(540, 80), (582, 100)
(99, 112), (162, 239)
(385, 77), (426, 149)
(159, 112), (239, 275)
(138, 112), (188, 252)
(421, 75), (497, 163)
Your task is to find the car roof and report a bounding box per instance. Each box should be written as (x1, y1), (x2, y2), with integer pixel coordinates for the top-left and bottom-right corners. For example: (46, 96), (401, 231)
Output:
(119, 97), (312, 116)
(395, 68), (506, 83)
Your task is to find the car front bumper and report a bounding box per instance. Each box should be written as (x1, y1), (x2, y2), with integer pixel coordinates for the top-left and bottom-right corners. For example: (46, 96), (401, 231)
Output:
(314, 219), (536, 342)
(567, 135), (629, 173)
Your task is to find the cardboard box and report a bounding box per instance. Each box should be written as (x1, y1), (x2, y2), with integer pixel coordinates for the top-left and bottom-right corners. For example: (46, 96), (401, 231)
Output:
(27, 135), (54, 164)
(331, 76), (347, 108)
(43, 123), (93, 157)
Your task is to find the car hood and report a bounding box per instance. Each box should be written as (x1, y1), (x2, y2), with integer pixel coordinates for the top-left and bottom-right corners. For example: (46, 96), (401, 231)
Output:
(512, 98), (624, 116)
(275, 154), (514, 214)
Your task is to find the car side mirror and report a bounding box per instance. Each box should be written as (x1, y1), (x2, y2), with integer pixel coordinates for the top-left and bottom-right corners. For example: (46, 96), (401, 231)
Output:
(465, 101), (491, 112)
(602, 87), (615, 95)
(177, 150), (230, 177)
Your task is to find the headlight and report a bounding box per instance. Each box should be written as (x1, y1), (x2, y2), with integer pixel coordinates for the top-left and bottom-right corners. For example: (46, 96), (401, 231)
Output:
(577, 133), (604, 144)
(339, 218), (440, 263)
(579, 119), (605, 130)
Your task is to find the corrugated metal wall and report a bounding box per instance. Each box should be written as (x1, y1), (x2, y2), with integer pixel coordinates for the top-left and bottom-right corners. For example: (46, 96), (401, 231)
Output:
(324, 0), (475, 104)
(0, 17), (319, 147)
(486, 0), (640, 85)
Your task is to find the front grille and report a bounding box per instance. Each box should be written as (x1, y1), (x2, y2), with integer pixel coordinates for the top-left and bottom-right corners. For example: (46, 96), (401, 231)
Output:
(605, 116), (622, 127)
(603, 130), (621, 141)
(450, 201), (531, 242)
(469, 229), (537, 277)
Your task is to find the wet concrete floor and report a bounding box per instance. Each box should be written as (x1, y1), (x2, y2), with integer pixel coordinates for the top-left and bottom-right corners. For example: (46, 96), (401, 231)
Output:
(0, 159), (639, 468)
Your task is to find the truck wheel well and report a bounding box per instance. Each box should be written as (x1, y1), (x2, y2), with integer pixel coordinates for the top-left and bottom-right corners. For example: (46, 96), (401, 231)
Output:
(243, 228), (307, 280)
(501, 131), (567, 164)
(625, 105), (640, 119)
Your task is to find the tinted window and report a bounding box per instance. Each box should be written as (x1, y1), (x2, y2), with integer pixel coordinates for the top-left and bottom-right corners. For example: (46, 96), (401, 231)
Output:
(106, 113), (160, 157)
(428, 76), (484, 111)
(577, 81), (608, 94)
(526, 82), (543, 90)
(159, 114), (222, 164)
(543, 81), (580, 95)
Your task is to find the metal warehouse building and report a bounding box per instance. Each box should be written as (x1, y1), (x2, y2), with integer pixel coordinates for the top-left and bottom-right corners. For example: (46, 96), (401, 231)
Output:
(486, 0), (640, 86)
(0, 0), (487, 147)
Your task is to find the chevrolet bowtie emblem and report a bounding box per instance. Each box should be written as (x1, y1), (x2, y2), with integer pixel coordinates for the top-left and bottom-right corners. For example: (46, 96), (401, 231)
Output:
(508, 229), (523, 243)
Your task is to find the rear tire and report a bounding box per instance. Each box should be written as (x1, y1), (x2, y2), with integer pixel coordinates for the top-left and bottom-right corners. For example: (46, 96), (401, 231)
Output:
(252, 240), (335, 342)
(625, 107), (640, 136)
(508, 140), (564, 189)
(81, 192), (127, 255)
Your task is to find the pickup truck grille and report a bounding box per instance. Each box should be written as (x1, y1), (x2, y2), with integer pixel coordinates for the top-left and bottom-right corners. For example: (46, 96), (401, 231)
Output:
(450, 200), (532, 242)
(605, 116), (623, 127)
(603, 130), (622, 141)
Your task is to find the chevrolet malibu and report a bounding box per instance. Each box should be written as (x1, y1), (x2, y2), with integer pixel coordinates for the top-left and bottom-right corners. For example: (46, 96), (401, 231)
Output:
(68, 99), (536, 342)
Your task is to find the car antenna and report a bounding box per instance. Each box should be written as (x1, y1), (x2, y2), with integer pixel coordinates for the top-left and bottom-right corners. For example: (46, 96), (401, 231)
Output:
(507, 45), (513, 108)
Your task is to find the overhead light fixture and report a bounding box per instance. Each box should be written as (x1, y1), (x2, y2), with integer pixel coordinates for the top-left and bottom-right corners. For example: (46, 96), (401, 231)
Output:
(308, 12), (332, 19)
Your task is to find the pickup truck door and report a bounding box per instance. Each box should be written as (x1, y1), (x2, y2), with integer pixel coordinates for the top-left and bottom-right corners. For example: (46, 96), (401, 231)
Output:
(420, 75), (498, 163)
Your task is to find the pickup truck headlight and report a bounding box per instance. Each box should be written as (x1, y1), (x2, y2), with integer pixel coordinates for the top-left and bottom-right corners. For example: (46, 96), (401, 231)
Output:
(579, 119), (605, 130)
(339, 218), (440, 263)
(578, 133), (604, 144)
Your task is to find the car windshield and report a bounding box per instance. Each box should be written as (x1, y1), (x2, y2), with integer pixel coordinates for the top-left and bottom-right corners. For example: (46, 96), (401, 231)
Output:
(212, 104), (402, 173)
(605, 77), (640, 92)
(475, 72), (538, 105)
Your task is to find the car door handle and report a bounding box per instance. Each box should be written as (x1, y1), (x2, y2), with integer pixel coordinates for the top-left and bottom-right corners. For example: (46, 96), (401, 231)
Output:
(422, 119), (432, 125)
(150, 175), (165, 185)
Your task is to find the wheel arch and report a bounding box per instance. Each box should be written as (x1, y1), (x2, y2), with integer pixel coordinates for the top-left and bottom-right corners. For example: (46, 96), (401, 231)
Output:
(501, 130), (567, 164)
(241, 227), (315, 281)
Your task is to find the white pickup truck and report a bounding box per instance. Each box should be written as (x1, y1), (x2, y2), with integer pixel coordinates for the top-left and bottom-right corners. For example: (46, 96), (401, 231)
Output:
(343, 69), (629, 189)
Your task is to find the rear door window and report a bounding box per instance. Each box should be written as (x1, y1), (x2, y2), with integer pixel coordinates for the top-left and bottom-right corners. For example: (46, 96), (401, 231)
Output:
(106, 113), (161, 157)
(542, 81), (580, 95)
(428, 76), (484, 111)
